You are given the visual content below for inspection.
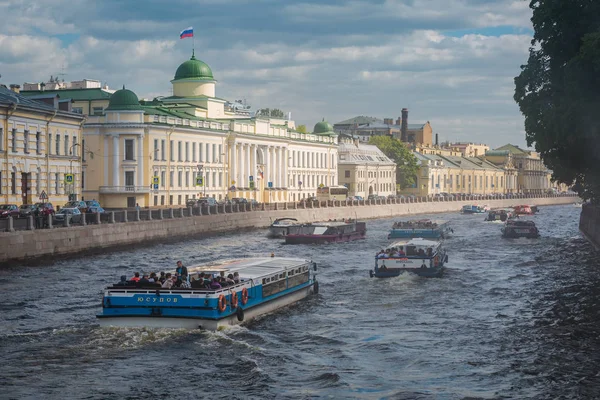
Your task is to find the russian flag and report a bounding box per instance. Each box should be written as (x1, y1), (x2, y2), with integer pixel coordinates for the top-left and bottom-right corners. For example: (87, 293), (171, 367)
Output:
(180, 27), (193, 39)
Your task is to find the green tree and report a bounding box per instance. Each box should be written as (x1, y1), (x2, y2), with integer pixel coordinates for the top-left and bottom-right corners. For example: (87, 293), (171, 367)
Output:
(368, 136), (419, 189)
(514, 0), (600, 203)
(296, 124), (307, 133)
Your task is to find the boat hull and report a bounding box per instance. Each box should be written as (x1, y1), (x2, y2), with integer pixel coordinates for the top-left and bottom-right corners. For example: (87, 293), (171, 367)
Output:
(370, 266), (444, 278)
(97, 282), (315, 330)
(285, 231), (365, 244)
(268, 226), (288, 238)
(388, 230), (447, 239)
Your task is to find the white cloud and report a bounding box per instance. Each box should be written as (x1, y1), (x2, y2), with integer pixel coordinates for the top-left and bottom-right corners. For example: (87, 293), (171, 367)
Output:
(0, 0), (536, 149)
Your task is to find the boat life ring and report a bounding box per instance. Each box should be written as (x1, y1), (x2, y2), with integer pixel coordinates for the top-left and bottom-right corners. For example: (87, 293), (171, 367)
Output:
(230, 291), (238, 309)
(433, 256), (440, 267)
(217, 294), (227, 313)
(241, 287), (249, 305)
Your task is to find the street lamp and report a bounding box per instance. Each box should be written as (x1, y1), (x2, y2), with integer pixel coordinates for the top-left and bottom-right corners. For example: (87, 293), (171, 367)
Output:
(197, 164), (206, 197)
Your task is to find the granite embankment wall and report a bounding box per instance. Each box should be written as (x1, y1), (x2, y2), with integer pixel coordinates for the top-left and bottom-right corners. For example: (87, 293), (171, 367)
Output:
(579, 203), (600, 250)
(1, 196), (578, 264)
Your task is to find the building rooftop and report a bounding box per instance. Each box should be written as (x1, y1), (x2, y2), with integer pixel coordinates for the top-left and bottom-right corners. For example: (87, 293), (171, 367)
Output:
(20, 87), (113, 101)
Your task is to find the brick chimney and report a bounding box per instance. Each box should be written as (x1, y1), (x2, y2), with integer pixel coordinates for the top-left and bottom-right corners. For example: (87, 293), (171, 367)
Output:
(401, 108), (408, 142)
(9, 84), (20, 94)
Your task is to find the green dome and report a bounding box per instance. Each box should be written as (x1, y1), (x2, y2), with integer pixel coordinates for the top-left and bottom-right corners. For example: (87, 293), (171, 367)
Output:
(313, 119), (334, 135)
(174, 52), (214, 81)
(106, 86), (142, 111)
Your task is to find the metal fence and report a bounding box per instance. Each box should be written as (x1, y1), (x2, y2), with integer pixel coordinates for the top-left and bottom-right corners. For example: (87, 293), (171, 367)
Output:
(0, 193), (579, 233)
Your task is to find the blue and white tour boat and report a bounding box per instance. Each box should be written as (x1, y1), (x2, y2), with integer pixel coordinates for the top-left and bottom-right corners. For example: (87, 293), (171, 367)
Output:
(388, 219), (452, 239)
(369, 238), (448, 278)
(461, 204), (489, 214)
(97, 257), (318, 330)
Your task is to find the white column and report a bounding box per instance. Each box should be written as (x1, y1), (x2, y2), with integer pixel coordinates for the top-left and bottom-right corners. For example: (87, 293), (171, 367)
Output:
(230, 143), (236, 188)
(137, 135), (144, 187)
(103, 136), (109, 186)
(271, 147), (276, 187)
(250, 144), (256, 182)
(283, 148), (288, 188)
(245, 143), (251, 187)
(275, 147), (280, 188)
(237, 143), (243, 186)
(265, 146), (271, 185)
(112, 135), (120, 186)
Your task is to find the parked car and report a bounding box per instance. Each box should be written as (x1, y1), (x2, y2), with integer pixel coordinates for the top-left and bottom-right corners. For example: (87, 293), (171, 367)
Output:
(85, 200), (101, 208)
(64, 200), (88, 213)
(230, 198), (248, 205)
(248, 199), (260, 207)
(34, 202), (55, 216)
(395, 194), (406, 200)
(198, 197), (217, 206)
(54, 207), (82, 223)
(0, 204), (20, 218)
(367, 194), (378, 201)
(19, 204), (37, 218)
(353, 195), (364, 201)
(86, 206), (105, 214)
(298, 196), (318, 204)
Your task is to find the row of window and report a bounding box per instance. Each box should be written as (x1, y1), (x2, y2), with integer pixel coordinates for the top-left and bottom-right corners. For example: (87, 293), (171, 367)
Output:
(289, 174), (335, 188)
(349, 182), (394, 193)
(0, 171), (79, 195)
(153, 139), (223, 164)
(290, 150), (335, 169)
(344, 170), (394, 179)
(430, 174), (506, 190)
(0, 128), (79, 157)
(262, 265), (309, 285)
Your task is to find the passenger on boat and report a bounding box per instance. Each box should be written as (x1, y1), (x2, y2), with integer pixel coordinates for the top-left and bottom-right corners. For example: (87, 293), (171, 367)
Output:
(129, 272), (141, 282)
(180, 277), (191, 289)
(417, 248), (426, 256)
(139, 274), (150, 285)
(226, 274), (236, 286)
(161, 273), (173, 289)
(115, 275), (128, 286)
(426, 248), (433, 257)
(233, 272), (240, 284)
(148, 272), (158, 283)
(210, 278), (222, 290)
(159, 272), (166, 284)
(176, 261), (188, 281)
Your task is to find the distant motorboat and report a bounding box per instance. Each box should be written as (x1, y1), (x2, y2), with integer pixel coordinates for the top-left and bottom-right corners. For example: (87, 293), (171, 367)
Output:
(285, 220), (366, 244)
(501, 220), (540, 239)
(461, 204), (489, 214)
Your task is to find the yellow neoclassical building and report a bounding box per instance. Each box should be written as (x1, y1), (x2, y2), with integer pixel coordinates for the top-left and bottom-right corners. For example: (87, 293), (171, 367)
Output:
(0, 85), (85, 206)
(70, 52), (338, 208)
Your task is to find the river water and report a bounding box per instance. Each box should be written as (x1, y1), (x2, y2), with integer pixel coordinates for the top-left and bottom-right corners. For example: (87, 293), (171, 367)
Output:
(1, 204), (599, 400)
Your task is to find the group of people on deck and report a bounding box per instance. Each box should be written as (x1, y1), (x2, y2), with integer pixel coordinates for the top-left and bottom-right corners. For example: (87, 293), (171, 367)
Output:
(376, 246), (433, 258)
(392, 220), (438, 229)
(118, 260), (241, 290)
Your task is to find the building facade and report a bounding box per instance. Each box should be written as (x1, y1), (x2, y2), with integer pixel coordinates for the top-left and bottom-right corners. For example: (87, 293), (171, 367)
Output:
(401, 151), (508, 197)
(0, 85), (85, 206)
(487, 144), (551, 194)
(55, 53), (337, 208)
(337, 133), (396, 198)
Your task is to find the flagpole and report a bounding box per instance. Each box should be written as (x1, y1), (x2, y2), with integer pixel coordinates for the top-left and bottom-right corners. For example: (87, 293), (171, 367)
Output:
(192, 30), (195, 55)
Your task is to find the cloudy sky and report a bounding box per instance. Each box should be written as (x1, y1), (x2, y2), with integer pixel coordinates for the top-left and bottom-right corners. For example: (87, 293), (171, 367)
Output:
(0, 0), (534, 149)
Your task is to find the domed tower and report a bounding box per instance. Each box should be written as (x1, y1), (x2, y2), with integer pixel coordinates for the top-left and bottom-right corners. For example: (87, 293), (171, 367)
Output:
(313, 119), (335, 135)
(106, 86), (142, 111)
(171, 51), (216, 98)
(105, 86), (143, 123)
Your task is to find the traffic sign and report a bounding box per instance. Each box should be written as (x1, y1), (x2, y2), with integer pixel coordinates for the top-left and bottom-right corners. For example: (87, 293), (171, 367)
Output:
(249, 181), (255, 190)
(196, 176), (204, 187)
(152, 176), (159, 185)
(249, 175), (254, 182)
(267, 181), (273, 188)
(39, 190), (48, 200)
(153, 183), (159, 190)
(318, 183), (324, 188)
(64, 174), (74, 184)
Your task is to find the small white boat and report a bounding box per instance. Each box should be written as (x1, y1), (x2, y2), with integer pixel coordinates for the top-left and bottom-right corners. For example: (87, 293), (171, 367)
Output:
(97, 257), (318, 330)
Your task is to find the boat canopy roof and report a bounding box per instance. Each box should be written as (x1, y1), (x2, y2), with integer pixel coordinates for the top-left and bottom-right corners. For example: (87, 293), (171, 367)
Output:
(186, 257), (310, 280)
(389, 238), (441, 249)
(273, 217), (298, 223)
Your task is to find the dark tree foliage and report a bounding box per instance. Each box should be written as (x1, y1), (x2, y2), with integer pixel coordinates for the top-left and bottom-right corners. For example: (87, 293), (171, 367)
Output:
(514, 0), (600, 203)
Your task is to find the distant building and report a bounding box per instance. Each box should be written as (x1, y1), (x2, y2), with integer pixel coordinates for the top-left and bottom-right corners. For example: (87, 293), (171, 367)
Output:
(333, 109), (433, 146)
(337, 133), (396, 198)
(450, 142), (490, 158)
(402, 151), (507, 197)
(21, 77), (114, 116)
(22, 53), (338, 208)
(0, 84), (85, 205)
(485, 144), (551, 195)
